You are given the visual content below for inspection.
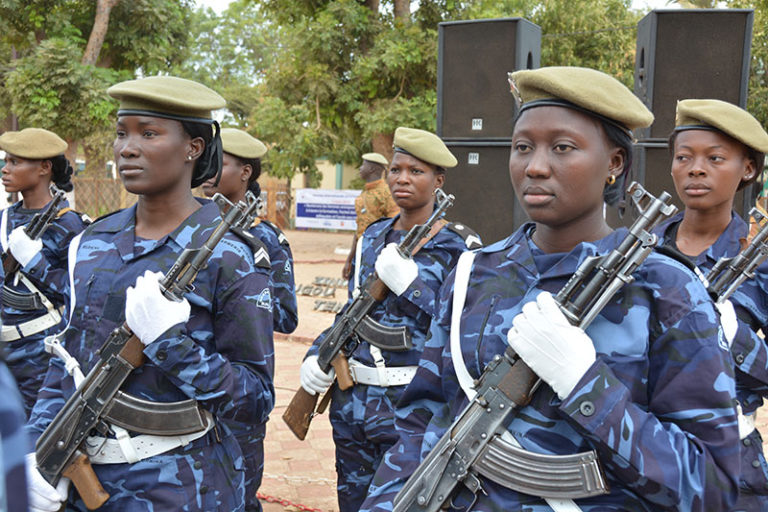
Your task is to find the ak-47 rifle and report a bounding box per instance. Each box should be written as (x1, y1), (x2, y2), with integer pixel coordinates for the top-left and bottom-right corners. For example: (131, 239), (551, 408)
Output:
(393, 182), (677, 512)
(34, 193), (248, 510)
(282, 188), (455, 440)
(2, 186), (66, 276)
(706, 207), (768, 304)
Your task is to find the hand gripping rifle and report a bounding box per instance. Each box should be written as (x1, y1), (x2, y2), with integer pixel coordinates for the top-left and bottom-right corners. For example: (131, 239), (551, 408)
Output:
(2, 186), (66, 276)
(393, 183), (677, 512)
(283, 188), (455, 440)
(34, 193), (248, 510)
(706, 207), (768, 304)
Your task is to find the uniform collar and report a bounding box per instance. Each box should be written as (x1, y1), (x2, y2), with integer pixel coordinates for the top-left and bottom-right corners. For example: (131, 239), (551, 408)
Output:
(657, 210), (747, 266)
(497, 222), (627, 280)
(364, 178), (386, 190)
(90, 199), (221, 262)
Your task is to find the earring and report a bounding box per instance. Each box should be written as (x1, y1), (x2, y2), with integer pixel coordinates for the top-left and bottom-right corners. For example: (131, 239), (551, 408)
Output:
(186, 155), (193, 161)
(606, 174), (616, 185)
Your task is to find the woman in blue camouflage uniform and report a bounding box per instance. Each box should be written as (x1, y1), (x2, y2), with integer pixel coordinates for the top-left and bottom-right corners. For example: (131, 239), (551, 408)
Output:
(654, 99), (768, 512)
(0, 356), (30, 512)
(362, 67), (740, 512)
(300, 127), (481, 512)
(25, 76), (275, 512)
(202, 127), (297, 511)
(0, 128), (88, 416)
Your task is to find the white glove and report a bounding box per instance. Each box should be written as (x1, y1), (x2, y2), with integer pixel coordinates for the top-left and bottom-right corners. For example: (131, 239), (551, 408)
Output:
(300, 355), (335, 396)
(374, 243), (418, 296)
(26, 453), (69, 512)
(8, 226), (43, 267)
(125, 270), (190, 346)
(508, 291), (597, 400)
(716, 299), (738, 348)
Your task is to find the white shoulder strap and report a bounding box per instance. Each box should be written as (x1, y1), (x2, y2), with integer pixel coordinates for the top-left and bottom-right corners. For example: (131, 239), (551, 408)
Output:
(449, 249), (582, 512)
(451, 250), (478, 400)
(67, 232), (84, 324)
(1, 208), (9, 253)
(353, 234), (365, 292)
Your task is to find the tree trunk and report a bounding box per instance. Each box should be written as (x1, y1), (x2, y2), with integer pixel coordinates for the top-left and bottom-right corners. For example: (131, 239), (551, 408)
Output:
(364, 0), (379, 12)
(372, 132), (394, 163)
(393, 0), (409, 20)
(82, 0), (121, 66)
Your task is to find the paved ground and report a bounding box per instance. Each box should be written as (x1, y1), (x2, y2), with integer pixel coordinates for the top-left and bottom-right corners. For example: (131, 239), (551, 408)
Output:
(257, 228), (768, 512)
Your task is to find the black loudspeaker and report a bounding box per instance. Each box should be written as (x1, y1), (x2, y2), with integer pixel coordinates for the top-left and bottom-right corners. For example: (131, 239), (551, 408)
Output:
(443, 142), (528, 245)
(605, 143), (756, 228)
(634, 9), (753, 140)
(438, 18), (541, 140)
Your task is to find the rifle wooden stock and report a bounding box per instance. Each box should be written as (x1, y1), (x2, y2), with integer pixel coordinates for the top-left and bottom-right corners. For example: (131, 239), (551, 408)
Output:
(282, 353), (352, 440)
(283, 387), (318, 440)
(61, 453), (109, 510)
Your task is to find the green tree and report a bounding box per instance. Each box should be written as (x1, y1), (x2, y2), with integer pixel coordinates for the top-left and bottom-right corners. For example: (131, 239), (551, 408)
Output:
(0, 0), (194, 174)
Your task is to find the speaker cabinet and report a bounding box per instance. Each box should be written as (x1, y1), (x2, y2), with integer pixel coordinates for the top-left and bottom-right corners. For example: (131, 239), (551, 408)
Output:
(438, 18), (541, 140)
(634, 9), (753, 140)
(443, 142), (528, 245)
(606, 143), (757, 228)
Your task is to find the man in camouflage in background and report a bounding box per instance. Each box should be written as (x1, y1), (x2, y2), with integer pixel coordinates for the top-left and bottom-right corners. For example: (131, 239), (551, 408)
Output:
(342, 153), (398, 280)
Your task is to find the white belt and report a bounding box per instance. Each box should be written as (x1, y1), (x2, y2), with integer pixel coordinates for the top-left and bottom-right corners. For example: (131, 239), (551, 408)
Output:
(739, 411), (756, 440)
(348, 359), (417, 387)
(0, 307), (63, 342)
(85, 411), (215, 465)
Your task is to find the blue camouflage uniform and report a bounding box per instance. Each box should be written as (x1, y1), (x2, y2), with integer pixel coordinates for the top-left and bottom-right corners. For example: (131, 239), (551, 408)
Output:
(656, 211), (768, 511)
(0, 359), (30, 512)
(228, 218), (296, 511)
(26, 199), (275, 511)
(251, 218), (297, 334)
(362, 224), (740, 512)
(0, 199), (88, 416)
(306, 215), (480, 512)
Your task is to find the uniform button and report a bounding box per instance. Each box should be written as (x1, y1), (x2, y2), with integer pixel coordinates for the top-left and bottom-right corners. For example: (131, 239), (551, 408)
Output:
(579, 401), (595, 416)
(194, 461), (202, 469)
(156, 350), (167, 361)
(200, 485), (208, 494)
(744, 438), (752, 446)
(753, 460), (761, 468)
(413, 289), (421, 298)
(735, 353), (745, 364)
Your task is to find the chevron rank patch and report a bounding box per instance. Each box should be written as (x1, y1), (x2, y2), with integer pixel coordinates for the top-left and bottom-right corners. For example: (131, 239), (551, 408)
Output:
(253, 246), (271, 268)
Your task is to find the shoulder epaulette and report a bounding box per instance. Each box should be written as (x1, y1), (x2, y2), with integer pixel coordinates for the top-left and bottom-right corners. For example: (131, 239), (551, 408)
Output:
(261, 219), (290, 246)
(654, 242), (697, 272)
(231, 226), (271, 269)
(447, 222), (483, 250)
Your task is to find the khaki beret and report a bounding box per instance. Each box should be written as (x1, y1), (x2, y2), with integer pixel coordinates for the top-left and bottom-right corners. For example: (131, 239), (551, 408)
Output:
(675, 99), (768, 153)
(508, 66), (654, 132)
(107, 76), (226, 120)
(393, 127), (457, 168)
(362, 152), (388, 166)
(0, 128), (67, 159)
(221, 128), (267, 159)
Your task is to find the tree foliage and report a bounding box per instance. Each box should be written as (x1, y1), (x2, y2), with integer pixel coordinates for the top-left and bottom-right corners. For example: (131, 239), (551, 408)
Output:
(0, 0), (193, 173)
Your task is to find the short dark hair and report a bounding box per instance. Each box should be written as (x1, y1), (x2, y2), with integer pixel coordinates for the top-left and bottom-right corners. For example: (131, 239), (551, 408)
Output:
(181, 120), (220, 188)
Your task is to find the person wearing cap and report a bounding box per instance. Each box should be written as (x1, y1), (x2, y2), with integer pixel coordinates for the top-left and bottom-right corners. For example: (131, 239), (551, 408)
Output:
(652, 99), (768, 510)
(24, 76), (275, 511)
(201, 127), (296, 511)
(300, 127), (481, 512)
(0, 127), (89, 417)
(341, 152), (399, 280)
(362, 67), (739, 512)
